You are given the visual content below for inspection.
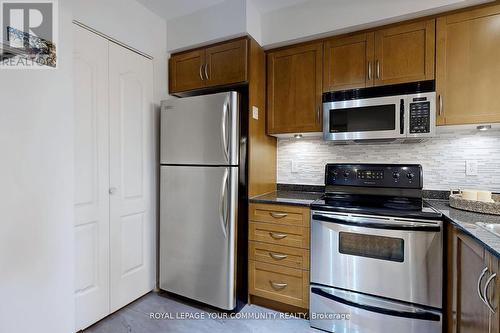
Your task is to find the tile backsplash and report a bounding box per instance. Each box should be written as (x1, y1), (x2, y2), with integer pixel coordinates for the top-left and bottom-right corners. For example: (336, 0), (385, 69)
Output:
(277, 127), (500, 191)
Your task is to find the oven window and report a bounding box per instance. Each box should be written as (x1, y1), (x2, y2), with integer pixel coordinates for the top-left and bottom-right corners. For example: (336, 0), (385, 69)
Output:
(339, 232), (404, 262)
(329, 105), (396, 133)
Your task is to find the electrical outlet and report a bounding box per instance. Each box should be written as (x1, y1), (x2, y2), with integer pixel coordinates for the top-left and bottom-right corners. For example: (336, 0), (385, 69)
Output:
(465, 160), (478, 176)
(252, 106), (259, 120)
(291, 160), (299, 173)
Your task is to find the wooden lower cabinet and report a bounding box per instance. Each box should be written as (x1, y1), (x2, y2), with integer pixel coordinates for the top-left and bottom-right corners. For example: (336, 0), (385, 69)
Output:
(249, 241), (309, 270)
(447, 224), (499, 333)
(249, 261), (309, 308)
(248, 203), (310, 310)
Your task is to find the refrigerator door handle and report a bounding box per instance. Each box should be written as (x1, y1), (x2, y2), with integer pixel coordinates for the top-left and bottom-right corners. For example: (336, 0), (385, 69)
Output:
(219, 168), (229, 238)
(221, 100), (230, 164)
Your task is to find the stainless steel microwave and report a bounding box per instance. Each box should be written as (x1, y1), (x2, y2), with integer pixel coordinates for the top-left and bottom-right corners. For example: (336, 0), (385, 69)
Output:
(323, 81), (436, 143)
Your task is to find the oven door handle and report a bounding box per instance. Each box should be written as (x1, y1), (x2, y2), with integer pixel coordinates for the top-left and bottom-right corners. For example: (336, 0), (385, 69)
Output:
(311, 287), (441, 322)
(312, 213), (441, 232)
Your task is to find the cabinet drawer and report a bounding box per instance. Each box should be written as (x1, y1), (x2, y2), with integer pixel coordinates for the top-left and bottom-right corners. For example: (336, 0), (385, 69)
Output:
(249, 241), (309, 270)
(249, 222), (309, 249)
(249, 261), (309, 308)
(249, 203), (310, 227)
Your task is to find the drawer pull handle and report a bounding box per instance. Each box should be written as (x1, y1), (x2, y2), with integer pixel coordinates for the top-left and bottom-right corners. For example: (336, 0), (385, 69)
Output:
(270, 212), (288, 219)
(270, 281), (288, 290)
(269, 232), (288, 240)
(269, 252), (288, 260)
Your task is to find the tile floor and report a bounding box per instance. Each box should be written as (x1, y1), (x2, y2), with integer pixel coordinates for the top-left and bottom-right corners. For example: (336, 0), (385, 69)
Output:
(83, 292), (317, 333)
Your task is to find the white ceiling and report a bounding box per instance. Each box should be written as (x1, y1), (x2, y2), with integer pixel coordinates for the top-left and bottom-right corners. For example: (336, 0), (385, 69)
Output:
(136, 0), (312, 20)
(136, 0), (226, 20)
(251, 0), (310, 13)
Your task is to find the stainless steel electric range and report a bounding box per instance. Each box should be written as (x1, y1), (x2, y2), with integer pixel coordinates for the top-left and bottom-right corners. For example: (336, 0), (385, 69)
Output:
(309, 164), (443, 333)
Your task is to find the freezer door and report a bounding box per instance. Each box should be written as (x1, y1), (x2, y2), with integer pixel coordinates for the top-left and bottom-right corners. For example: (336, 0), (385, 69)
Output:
(160, 91), (239, 165)
(159, 165), (238, 310)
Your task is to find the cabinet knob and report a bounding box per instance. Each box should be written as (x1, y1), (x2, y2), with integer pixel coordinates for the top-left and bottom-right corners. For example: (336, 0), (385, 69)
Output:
(109, 187), (117, 195)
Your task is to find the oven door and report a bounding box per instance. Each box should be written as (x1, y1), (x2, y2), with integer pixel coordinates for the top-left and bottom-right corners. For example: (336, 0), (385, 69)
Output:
(323, 95), (406, 141)
(310, 285), (442, 333)
(311, 211), (442, 308)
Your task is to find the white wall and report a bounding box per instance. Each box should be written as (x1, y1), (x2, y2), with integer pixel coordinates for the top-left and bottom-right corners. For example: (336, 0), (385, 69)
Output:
(0, 0), (167, 332)
(246, 0), (262, 46)
(167, 0), (247, 52)
(261, 0), (492, 47)
(0, 0), (75, 332)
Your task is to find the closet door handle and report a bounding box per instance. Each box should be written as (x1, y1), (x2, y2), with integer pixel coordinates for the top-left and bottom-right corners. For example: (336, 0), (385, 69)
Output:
(484, 273), (497, 313)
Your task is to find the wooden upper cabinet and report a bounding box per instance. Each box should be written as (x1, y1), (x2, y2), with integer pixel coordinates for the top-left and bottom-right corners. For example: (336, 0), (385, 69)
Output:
(205, 38), (247, 87)
(169, 49), (205, 93)
(169, 38), (248, 94)
(436, 5), (500, 125)
(267, 43), (323, 134)
(323, 33), (374, 92)
(374, 20), (435, 86)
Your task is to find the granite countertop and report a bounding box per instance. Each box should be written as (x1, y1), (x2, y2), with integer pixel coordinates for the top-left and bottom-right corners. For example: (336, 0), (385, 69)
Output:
(426, 199), (500, 257)
(249, 190), (323, 207)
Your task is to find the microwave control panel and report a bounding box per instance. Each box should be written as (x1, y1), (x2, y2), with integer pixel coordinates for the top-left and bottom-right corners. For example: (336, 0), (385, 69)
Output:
(409, 101), (431, 134)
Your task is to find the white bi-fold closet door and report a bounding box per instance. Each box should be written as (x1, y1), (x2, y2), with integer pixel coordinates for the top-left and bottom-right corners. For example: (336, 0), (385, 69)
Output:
(73, 24), (155, 331)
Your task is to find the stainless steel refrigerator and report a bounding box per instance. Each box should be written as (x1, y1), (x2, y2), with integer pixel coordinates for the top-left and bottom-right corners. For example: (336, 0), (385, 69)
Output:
(159, 91), (244, 311)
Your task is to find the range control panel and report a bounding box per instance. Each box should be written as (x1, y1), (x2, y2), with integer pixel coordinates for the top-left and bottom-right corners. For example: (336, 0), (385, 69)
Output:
(409, 100), (431, 134)
(325, 164), (423, 189)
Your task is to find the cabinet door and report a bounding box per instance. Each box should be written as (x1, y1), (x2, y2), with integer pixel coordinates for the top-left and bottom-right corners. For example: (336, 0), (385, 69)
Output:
(169, 49), (205, 93)
(267, 43), (323, 134)
(205, 38), (247, 87)
(436, 5), (500, 125)
(453, 231), (490, 333)
(73, 25), (110, 331)
(109, 43), (154, 312)
(323, 33), (374, 92)
(374, 20), (435, 86)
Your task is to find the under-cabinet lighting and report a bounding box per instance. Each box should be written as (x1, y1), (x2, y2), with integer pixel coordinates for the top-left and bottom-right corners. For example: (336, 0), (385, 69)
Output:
(477, 125), (492, 131)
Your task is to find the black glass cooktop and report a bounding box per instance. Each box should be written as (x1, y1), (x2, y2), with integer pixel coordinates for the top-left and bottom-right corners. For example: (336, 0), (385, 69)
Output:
(311, 194), (442, 220)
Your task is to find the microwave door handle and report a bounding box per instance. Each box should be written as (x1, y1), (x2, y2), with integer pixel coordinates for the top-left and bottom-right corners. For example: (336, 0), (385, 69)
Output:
(312, 213), (441, 231)
(400, 99), (405, 135)
(311, 287), (441, 322)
